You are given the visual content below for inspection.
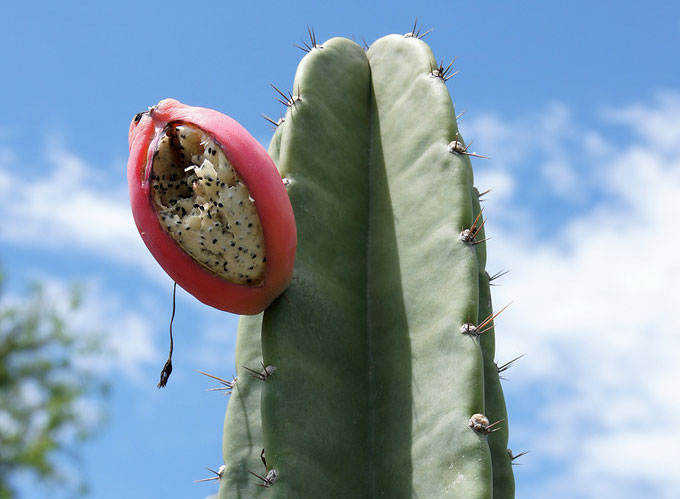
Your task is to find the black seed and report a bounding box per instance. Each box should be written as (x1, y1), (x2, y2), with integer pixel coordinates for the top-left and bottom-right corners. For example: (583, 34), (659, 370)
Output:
(262, 257), (266, 262)
(248, 266), (254, 270)
(230, 242), (236, 247)
(248, 223), (253, 227)
(247, 278), (252, 283)
(235, 221), (240, 225)
(211, 150), (216, 156)
(238, 246), (243, 251)
(218, 203), (224, 207)
(193, 203), (199, 208)
(199, 205), (205, 211)
(212, 239), (217, 244)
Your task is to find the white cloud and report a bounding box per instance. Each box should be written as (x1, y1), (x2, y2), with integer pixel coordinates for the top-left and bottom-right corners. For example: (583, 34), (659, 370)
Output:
(540, 160), (580, 201)
(3, 276), (162, 382)
(472, 92), (680, 498)
(0, 140), (162, 279)
(462, 102), (605, 205)
(603, 90), (680, 153)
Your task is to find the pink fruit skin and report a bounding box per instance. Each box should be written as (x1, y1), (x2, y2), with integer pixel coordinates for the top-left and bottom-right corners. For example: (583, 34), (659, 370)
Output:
(127, 99), (296, 315)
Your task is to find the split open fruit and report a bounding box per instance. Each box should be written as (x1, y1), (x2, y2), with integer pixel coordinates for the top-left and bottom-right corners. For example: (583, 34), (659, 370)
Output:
(127, 99), (296, 314)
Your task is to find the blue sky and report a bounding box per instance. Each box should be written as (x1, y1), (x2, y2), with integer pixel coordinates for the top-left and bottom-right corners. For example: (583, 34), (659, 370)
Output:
(1, 1), (679, 498)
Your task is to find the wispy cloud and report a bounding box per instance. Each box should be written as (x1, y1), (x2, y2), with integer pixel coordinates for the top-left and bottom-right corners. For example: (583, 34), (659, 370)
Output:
(462, 101), (614, 209)
(0, 139), (162, 279)
(467, 91), (680, 498)
(0, 273), (163, 400)
(603, 90), (680, 153)
(36, 276), (160, 381)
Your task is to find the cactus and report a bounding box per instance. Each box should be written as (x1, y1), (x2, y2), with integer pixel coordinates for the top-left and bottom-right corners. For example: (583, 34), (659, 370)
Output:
(215, 32), (516, 498)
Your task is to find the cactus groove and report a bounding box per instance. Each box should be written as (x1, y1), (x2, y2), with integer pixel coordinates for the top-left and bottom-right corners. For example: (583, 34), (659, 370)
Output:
(218, 33), (514, 498)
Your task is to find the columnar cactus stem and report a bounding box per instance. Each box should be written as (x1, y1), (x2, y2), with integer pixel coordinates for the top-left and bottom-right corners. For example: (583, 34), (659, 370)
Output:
(473, 190), (515, 498)
(219, 314), (265, 496)
(365, 34), (491, 498)
(216, 33), (515, 498)
(260, 37), (373, 498)
(479, 271), (515, 497)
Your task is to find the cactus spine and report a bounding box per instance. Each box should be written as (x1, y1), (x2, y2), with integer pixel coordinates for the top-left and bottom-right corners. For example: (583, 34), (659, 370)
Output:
(218, 33), (514, 498)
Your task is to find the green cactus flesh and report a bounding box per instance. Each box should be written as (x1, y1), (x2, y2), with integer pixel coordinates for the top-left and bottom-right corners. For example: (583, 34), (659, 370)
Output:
(472, 184), (515, 498)
(219, 313), (265, 497)
(218, 34), (514, 498)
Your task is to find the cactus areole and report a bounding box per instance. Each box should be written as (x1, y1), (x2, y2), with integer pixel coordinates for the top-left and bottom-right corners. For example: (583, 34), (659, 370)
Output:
(127, 99), (296, 314)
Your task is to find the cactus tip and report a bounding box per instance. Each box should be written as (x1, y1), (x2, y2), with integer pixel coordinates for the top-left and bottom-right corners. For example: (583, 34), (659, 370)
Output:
(296, 25), (322, 53)
(405, 18), (433, 39)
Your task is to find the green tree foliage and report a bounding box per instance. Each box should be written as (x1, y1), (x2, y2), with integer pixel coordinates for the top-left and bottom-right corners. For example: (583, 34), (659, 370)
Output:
(0, 273), (108, 498)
